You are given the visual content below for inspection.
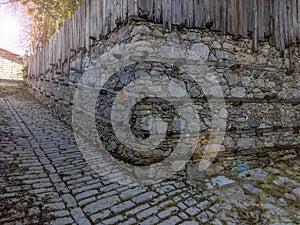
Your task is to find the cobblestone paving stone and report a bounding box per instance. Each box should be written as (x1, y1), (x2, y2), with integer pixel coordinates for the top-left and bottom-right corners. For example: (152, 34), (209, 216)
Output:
(0, 81), (299, 224)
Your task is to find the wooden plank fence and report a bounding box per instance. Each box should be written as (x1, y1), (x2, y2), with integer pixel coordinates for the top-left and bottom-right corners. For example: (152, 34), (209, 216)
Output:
(27, 0), (300, 77)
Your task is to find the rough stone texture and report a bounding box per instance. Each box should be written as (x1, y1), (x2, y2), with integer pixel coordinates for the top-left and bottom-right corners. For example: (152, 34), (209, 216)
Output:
(25, 21), (300, 178)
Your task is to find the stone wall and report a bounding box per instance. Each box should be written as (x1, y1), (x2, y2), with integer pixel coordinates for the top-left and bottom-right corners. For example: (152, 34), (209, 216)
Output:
(26, 21), (300, 179)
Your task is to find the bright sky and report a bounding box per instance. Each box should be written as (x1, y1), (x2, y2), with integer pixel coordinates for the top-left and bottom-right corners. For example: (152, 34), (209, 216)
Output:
(0, 5), (24, 55)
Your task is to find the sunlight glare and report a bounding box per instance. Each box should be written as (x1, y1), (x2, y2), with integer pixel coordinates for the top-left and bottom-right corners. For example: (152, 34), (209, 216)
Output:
(5, 20), (19, 35)
(0, 6), (23, 54)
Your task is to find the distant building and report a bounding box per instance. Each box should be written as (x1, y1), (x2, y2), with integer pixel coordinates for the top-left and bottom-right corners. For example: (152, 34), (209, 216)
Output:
(0, 48), (23, 80)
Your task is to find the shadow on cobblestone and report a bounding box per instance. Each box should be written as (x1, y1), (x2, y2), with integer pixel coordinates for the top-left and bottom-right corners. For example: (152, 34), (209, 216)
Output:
(0, 84), (55, 224)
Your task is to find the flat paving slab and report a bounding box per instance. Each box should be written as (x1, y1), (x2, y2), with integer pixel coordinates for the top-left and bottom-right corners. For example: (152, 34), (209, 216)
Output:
(0, 81), (299, 224)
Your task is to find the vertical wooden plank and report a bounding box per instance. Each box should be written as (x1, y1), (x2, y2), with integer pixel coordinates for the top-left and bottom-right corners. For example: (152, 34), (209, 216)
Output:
(55, 32), (58, 64)
(147, 0), (154, 20)
(47, 44), (51, 70)
(45, 44), (47, 73)
(97, 0), (102, 36)
(95, 0), (99, 38)
(66, 18), (73, 58)
(258, 0), (265, 40)
(41, 50), (43, 75)
(186, 0), (194, 28)
(227, 0), (233, 34)
(67, 18), (71, 57)
(268, 0), (275, 45)
(33, 54), (36, 77)
(65, 21), (69, 60)
(90, 0), (98, 40)
(233, 0), (238, 34)
(219, 0), (227, 33)
(109, 0), (115, 33)
(47, 44), (50, 73)
(292, 0), (298, 41)
(85, 0), (90, 49)
(77, 3), (82, 48)
(180, 0), (187, 25)
(76, 3), (80, 49)
(45, 48), (47, 74)
(104, 0), (111, 34)
(38, 50), (41, 76)
(34, 50), (37, 76)
(172, 0), (181, 25)
(62, 23), (66, 62)
(154, 0), (162, 23)
(75, 9), (79, 49)
(46, 47), (49, 74)
(297, 0), (300, 40)
(116, 0), (120, 27)
(121, 0), (128, 21)
(40, 50), (42, 76)
(204, 0), (211, 25)
(107, 0), (113, 33)
(72, 10), (76, 50)
(252, 0), (258, 51)
(32, 56), (34, 77)
(94, 0), (99, 38)
(264, 0), (270, 38)
(27, 56), (30, 77)
(58, 28), (62, 65)
(61, 24), (65, 63)
(49, 37), (52, 70)
(168, 0), (173, 30)
(41, 49), (44, 75)
(49, 35), (52, 65)
(82, 0), (87, 48)
(52, 32), (57, 64)
(194, 0), (206, 28)
(275, 0), (284, 55)
(286, 0), (292, 44)
(138, 0), (147, 16)
(89, 0), (95, 39)
(34, 54), (36, 77)
(237, 0), (243, 36)
(44, 48), (46, 74)
(288, 0), (297, 44)
(162, 0), (172, 30)
(66, 20), (69, 59)
(53, 32), (57, 67)
(278, 0), (287, 57)
(102, 0), (108, 35)
(241, 0), (248, 37)
(128, 0), (135, 16)
(247, 0), (253, 34)
(98, 0), (103, 36)
(57, 30), (61, 63)
(214, 0), (220, 31)
(282, 0), (288, 44)
(111, 0), (117, 32)
(210, 0), (215, 30)
(105, 0), (109, 34)
(117, 0), (122, 22)
(67, 18), (71, 58)
(43, 47), (45, 74)
(134, 0), (139, 15)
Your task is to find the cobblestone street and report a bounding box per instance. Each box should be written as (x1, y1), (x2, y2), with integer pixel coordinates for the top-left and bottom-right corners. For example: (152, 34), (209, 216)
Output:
(0, 80), (299, 225)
